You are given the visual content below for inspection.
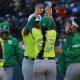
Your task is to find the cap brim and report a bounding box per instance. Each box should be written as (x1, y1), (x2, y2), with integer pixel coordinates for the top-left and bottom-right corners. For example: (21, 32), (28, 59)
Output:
(0, 29), (10, 33)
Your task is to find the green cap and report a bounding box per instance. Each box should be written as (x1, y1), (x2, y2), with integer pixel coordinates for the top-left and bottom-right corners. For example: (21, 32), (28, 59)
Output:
(39, 16), (50, 28)
(0, 22), (10, 33)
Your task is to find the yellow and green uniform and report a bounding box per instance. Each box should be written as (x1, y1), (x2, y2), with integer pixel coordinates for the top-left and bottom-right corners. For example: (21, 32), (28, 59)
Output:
(32, 28), (43, 57)
(0, 22), (23, 67)
(1, 36), (23, 67)
(32, 15), (57, 80)
(32, 28), (56, 58)
(22, 14), (40, 80)
(44, 29), (56, 57)
(0, 21), (23, 80)
(22, 28), (35, 58)
(33, 29), (57, 80)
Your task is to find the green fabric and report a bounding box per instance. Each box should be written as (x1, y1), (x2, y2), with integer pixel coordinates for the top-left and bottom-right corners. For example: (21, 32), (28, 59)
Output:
(27, 15), (56, 32)
(64, 33), (80, 58)
(2, 36), (23, 67)
(27, 16), (36, 32)
(59, 32), (80, 74)
(0, 22), (9, 28)
(58, 54), (66, 74)
(39, 16), (50, 28)
(50, 18), (56, 30)
(0, 29), (10, 33)
(40, 16), (56, 29)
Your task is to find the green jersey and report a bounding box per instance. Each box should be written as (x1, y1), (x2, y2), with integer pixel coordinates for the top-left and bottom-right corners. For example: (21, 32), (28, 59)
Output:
(59, 32), (80, 74)
(1, 36), (23, 67)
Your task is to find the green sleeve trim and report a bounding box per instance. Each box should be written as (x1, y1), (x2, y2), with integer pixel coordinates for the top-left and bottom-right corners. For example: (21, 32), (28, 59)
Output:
(27, 16), (36, 32)
(64, 49), (80, 57)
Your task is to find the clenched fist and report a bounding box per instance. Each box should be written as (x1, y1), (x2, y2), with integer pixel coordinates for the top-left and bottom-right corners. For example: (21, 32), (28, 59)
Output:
(34, 4), (43, 16)
(55, 47), (63, 54)
(45, 6), (52, 19)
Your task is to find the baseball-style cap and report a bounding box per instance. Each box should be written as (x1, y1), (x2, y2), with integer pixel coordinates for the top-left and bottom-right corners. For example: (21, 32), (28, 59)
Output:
(0, 22), (10, 33)
(39, 16), (50, 28)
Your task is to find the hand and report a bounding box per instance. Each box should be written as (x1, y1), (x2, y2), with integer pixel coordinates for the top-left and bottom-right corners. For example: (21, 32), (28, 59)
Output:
(45, 6), (52, 19)
(34, 4), (43, 16)
(55, 47), (63, 54)
(65, 22), (71, 33)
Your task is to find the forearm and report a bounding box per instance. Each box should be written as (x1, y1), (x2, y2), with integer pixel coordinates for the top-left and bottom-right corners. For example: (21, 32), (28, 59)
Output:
(27, 16), (36, 32)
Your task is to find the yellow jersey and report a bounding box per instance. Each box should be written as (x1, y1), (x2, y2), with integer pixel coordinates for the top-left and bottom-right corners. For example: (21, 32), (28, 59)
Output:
(22, 28), (35, 58)
(32, 28), (56, 58)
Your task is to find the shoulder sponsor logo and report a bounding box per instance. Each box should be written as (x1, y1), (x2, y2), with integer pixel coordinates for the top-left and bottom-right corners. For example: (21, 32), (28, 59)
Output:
(8, 40), (12, 44)
(72, 44), (80, 48)
(46, 34), (53, 37)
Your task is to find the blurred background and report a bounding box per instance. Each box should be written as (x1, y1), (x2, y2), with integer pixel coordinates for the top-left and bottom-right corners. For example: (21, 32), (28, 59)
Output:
(0, 0), (80, 39)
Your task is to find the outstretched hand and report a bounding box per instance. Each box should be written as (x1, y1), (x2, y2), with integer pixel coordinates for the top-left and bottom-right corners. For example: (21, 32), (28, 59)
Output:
(34, 4), (43, 16)
(45, 6), (52, 19)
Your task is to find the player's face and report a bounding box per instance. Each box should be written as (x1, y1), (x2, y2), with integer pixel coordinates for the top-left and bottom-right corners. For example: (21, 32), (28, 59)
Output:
(0, 32), (9, 40)
(71, 25), (78, 34)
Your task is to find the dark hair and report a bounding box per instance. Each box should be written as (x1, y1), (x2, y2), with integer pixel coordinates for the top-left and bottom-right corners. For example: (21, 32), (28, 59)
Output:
(74, 18), (80, 26)
(74, 18), (80, 32)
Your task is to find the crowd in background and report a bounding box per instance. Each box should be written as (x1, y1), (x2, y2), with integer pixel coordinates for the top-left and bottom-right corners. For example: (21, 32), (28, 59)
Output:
(0, 0), (80, 39)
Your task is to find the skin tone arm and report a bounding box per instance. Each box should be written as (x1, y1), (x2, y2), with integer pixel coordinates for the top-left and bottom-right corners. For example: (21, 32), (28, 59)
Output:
(45, 6), (53, 19)
(23, 4), (43, 35)
(45, 6), (56, 29)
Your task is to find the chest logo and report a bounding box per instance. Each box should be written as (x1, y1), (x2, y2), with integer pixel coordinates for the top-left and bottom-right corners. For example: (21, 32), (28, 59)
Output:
(8, 40), (12, 44)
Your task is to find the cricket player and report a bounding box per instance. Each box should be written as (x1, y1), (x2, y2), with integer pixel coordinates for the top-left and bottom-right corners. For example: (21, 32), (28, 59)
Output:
(32, 6), (57, 80)
(22, 4), (43, 80)
(0, 21), (23, 80)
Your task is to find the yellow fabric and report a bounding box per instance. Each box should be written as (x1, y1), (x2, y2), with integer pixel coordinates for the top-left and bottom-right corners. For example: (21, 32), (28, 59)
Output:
(43, 30), (56, 57)
(32, 28), (43, 57)
(0, 38), (3, 43)
(0, 38), (4, 67)
(22, 28), (35, 58)
(32, 28), (56, 58)
(0, 59), (4, 67)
